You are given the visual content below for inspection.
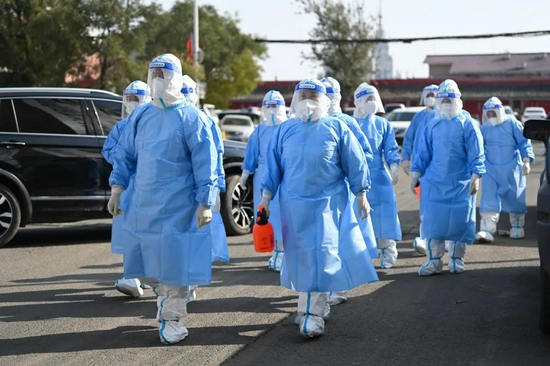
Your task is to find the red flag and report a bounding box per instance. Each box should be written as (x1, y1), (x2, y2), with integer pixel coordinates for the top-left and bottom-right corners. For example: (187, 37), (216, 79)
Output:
(186, 33), (194, 62)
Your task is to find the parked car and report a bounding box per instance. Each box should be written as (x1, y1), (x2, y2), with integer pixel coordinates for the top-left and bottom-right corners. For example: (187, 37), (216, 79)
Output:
(384, 106), (425, 145)
(522, 118), (550, 334)
(522, 107), (547, 124)
(217, 110), (261, 125)
(503, 105), (520, 122)
(0, 87), (253, 247)
(219, 114), (256, 142)
(383, 103), (406, 116)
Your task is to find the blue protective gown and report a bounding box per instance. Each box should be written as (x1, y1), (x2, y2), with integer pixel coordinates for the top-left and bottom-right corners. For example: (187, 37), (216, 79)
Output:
(261, 117), (379, 292)
(401, 108), (434, 162)
(412, 112), (486, 244)
(102, 118), (132, 255)
(480, 118), (534, 214)
(332, 112), (378, 258)
(109, 103), (219, 286)
(355, 115), (402, 241)
(243, 124), (283, 241)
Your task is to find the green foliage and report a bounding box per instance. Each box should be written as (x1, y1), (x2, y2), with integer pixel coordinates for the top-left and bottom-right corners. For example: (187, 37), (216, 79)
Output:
(0, 0), (266, 105)
(297, 0), (374, 105)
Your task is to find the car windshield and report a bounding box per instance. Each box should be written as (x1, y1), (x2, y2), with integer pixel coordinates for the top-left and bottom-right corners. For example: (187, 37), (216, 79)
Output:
(223, 118), (251, 127)
(386, 112), (417, 121)
(504, 109), (513, 115)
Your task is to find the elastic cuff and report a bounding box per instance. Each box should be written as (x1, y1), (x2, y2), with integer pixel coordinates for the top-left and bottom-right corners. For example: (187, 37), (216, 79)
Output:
(242, 169), (251, 177)
(390, 163), (399, 169)
(356, 190), (366, 197)
(523, 157), (531, 163)
(262, 190), (273, 199)
(472, 173), (480, 179)
(411, 171), (420, 179)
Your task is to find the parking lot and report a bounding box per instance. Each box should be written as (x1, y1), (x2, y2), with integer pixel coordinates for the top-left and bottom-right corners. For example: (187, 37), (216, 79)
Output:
(0, 143), (549, 366)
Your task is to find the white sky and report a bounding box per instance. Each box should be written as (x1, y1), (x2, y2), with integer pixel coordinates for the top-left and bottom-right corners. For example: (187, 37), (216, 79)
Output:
(153, 0), (550, 80)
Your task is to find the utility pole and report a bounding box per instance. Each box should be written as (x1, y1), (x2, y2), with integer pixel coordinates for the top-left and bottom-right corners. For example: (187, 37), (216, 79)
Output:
(193, 0), (199, 67)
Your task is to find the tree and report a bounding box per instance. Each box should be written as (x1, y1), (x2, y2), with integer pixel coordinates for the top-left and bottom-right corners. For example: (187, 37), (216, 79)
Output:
(84, 0), (150, 92)
(0, 0), (91, 87)
(297, 0), (374, 106)
(140, 0), (267, 108)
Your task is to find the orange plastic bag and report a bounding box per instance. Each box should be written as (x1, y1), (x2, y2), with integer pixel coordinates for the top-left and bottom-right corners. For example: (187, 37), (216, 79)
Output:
(252, 205), (275, 253)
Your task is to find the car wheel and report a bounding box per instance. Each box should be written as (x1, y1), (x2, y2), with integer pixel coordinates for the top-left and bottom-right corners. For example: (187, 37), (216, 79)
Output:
(0, 183), (21, 248)
(541, 266), (550, 335)
(221, 175), (253, 236)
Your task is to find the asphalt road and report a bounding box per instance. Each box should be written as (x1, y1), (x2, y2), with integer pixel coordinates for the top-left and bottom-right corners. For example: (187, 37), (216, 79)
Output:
(1, 143), (549, 365)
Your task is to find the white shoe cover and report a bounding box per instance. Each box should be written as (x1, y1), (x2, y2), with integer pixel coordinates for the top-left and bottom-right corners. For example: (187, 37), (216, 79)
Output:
(328, 291), (347, 306)
(413, 237), (427, 255)
(448, 241), (467, 274)
(418, 240), (445, 276)
(378, 239), (398, 268)
(510, 228), (525, 239)
(268, 252), (284, 272)
(295, 292), (330, 326)
(509, 213), (525, 239)
(475, 231), (495, 243)
(187, 285), (197, 303)
(159, 320), (188, 344)
(299, 315), (325, 338)
(114, 278), (143, 297)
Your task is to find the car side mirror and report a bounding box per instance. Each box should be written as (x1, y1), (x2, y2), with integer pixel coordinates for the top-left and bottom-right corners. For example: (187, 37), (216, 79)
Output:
(524, 119), (550, 144)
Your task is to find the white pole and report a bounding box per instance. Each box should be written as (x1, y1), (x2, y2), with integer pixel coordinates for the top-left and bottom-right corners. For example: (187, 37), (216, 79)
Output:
(193, 0), (199, 67)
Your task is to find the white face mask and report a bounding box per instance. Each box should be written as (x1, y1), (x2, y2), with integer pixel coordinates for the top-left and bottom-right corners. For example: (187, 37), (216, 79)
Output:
(424, 97), (436, 108)
(487, 117), (497, 125)
(126, 101), (139, 116)
(297, 100), (320, 122)
(365, 101), (377, 115)
(440, 104), (452, 115)
(151, 77), (165, 99)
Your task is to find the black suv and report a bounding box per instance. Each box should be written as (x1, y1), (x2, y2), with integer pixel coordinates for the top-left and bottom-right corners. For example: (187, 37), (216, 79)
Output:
(523, 119), (550, 334)
(0, 88), (253, 247)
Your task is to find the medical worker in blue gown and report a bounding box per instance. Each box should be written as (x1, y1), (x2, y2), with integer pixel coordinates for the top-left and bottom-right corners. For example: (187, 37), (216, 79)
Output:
(102, 80), (151, 298)
(401, 85), (438, 256)
(181, 75), (229, 303)
(475, 97), (534, 243)
(240, 90), (288, 272)
(261, 78), (379, 338)
(411, 79), (485, 276)
(321, 76), (377, 306)
(354, 83), (402, 269)
(108, 53), (219, 344)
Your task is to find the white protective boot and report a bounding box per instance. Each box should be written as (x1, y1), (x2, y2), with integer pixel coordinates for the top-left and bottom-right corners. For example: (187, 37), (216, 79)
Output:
(475, 212), (499, 243)
(447, 241), (467, 274)
(114, 278), (144, 298)
(156, 284), (189, 344)
(328, 291), (347, 306)
(378, 239), (398, 268)
(296, 292), (329, 338)
(187, 285), (197, 303)
(418, 240), (445, 276)
(413, 237), (427, 255)
(268, 240), (284, 272)
(509, 213), (525, 239)
(295, 297), (330, 325)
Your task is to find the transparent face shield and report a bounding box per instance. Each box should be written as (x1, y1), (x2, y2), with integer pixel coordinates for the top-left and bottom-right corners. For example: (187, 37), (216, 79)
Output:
(260, 91), (287, 125)
(121, 86), (151, 119)
(420, 85), (439, 108)
(181, 86), (198, 106)
(289, 81), (329, 122)
(482, 104), (506, 125)
(353, 86), (385, 119)
(321, 77), (342, 115)
(435, 92), (463, 119)
(147, 57), (185, 109)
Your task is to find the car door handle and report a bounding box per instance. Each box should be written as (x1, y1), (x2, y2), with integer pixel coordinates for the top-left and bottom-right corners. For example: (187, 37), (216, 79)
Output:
(0, 141), (26, 148)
